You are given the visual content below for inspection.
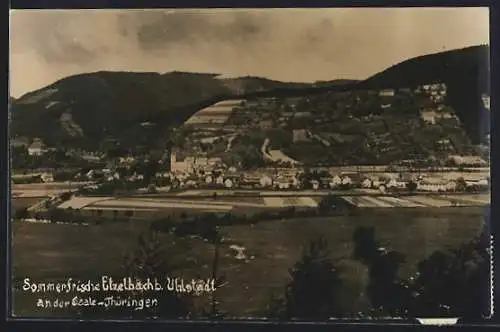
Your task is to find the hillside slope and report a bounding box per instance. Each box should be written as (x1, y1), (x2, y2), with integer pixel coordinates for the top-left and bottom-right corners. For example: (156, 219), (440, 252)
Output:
(10, 72), (297, 149)
(359, 45), (490, 144)
(9, 45), (489, 151)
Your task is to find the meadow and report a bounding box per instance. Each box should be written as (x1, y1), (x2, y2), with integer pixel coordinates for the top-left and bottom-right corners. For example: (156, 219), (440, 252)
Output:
(11, 206), (486, 318)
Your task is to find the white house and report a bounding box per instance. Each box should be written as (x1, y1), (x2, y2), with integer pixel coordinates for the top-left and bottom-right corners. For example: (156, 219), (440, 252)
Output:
(330, 175), (342, 188)
(259, 175), (273, 188)
(119, 156), (136, 164)
(482, 94), (491, 111)
(215, 176), (224, 185)
(27, 138), (47, 156)
(86, 170), (95, 180)
(186, 180), (198, 188)
(205, 175), (213, 184)
(379, 89), (395, 97)
(417, 178), (450, 192)
(361, 178), (372, 189)
(386, 178), (397, 188)
(40, 172), (54, 183)
(447, 155), (488, 167)
(224, 178), (234, 188)
(341, 176), (352, 186)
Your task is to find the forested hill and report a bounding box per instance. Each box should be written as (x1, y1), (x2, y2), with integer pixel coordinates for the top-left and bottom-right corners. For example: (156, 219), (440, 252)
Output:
(360, 45), (490, 144)
(10, 45), (489, 149)
(243, 45), (490, 143)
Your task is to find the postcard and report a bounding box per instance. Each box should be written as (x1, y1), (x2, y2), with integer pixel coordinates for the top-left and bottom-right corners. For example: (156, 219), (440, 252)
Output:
(9, 7), (492, 323)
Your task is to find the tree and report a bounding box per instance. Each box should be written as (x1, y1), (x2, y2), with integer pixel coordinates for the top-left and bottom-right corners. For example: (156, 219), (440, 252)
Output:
(79, 226), (193, 319)
(270, 236), (346, 320)
(13, 207), (29, 220)
(203, 215), (225, 318)
(405, 236), (490, 319)
(124, 210), (134, 221)
(406, 181), (418, 193)
(352, 224), (491, 319)
(456, 177), (467, 192)
(352, 227), (408, 317)
(60, 192), (72, 201)
(317, 194), (338, 215)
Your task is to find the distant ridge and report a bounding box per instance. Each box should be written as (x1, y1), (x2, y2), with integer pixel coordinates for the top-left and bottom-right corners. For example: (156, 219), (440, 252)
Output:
(10, 45), (489, 149)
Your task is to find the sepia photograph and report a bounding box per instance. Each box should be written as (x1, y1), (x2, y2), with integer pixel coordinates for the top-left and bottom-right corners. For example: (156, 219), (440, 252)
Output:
(9, 7), (491, 321)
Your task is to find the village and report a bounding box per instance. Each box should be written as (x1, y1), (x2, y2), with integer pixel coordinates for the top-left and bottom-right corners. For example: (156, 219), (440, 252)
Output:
(11, 82), (491, 201)
(11, 136), (489, 200)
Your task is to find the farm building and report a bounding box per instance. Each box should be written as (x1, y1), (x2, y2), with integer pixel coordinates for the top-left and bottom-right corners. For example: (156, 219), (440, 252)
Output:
(482, 94), (491, 111)
(310, 180), (320, 190)
(465, 179), (489, 189)
(417, 178), (455, 192)
(447, 155), (488, 167)
(379, 89), (395, 97)
(292, 129), (310, 143)
(294, 112), (312, 118)
(386, 178), (407, 189)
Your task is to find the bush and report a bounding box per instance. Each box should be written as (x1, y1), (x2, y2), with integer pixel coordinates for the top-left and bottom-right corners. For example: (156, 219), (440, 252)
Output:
(269, 236), (346, 320)
(121, 227), (193, 318)
(13, 207), (29, 220)
(406, 238), (490, 319)
(352, 227), (407, 317)
(353, 225), (491, 319)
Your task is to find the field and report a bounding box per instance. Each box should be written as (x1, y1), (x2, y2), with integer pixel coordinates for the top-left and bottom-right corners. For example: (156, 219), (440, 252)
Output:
(342, 194), (490, 208)
(11, 197), (48, 211)
(11, 207), (486, 318)
(184, 100), (243, 127)
(12, 182), (93, 198)
(52, 193), (489, 217)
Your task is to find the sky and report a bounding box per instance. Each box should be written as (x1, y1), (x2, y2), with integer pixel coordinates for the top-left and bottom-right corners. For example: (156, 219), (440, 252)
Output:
(10, 7), (489, 98)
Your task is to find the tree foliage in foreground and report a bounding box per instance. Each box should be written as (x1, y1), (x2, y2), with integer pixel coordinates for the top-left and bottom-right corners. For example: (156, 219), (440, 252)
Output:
(352, 225), (490, 319)
(269, 236), (345, 320)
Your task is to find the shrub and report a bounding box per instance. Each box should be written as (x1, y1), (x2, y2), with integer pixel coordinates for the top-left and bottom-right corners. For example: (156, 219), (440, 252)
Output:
(270, 236), (346, 320)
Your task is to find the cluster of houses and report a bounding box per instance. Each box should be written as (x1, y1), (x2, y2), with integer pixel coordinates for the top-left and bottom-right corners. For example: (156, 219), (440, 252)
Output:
(170, 151), (224, 174)
(415, 83), (448, 103)
(143, 164), (489, 193)
(11, 171), (55, 184)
